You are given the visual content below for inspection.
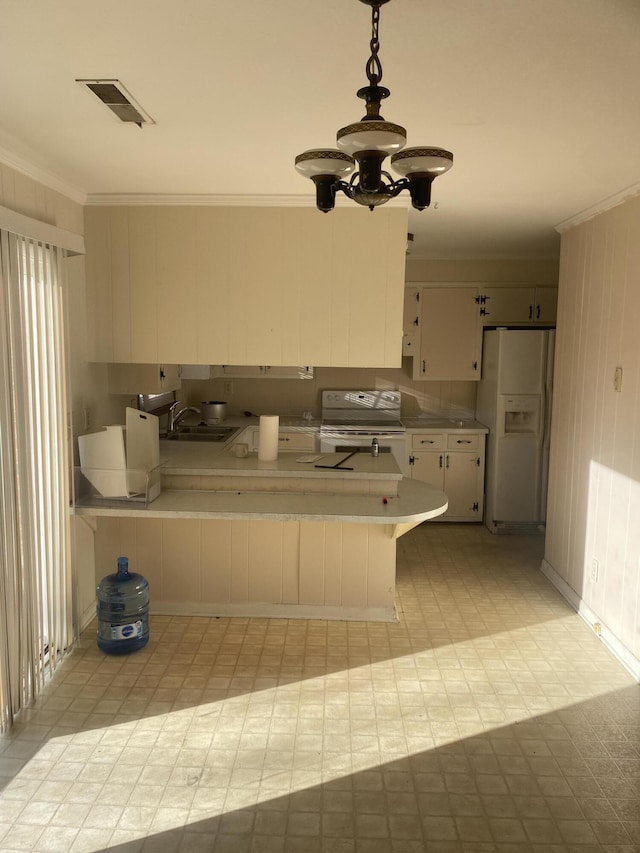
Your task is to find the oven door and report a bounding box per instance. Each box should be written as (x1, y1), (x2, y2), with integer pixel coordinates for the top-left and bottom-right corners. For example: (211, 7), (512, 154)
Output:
(319, 431), (406, 470)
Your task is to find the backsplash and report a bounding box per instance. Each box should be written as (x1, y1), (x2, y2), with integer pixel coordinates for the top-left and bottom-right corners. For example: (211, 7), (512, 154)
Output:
(181, 366), (477, 421)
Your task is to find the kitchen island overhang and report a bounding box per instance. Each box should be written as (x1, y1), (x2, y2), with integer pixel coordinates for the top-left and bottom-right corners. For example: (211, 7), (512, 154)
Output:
(74, 448), (447, 622)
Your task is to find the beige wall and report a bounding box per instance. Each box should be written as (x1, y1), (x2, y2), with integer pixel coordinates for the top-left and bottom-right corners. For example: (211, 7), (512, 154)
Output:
(183, 367), (478, 422)
(405, 257), (558, 284)
(544, 195), (640, 677)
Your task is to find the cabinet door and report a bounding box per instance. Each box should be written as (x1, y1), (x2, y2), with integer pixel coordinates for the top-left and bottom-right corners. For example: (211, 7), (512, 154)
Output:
(444, 452), (483, 519)
(221, 365), (267, 377)
(107, 364), (181, 394)
(402, 287), (420, 355)
(408, 451), (445, 489)
(479, 287), (535, 324)
(534, 288), (558, 323)
(263, 366), (314, 379)
(277, 431), (316, 452)
(419, 288), (481, 380)
(478, 287), (557, 325)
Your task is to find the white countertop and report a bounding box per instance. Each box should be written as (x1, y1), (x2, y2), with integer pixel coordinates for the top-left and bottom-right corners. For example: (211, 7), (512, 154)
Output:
(159, 441), (402, 480)
(207, 416), (320, 430)
(74, 477), (447, 525)
(402, 418), (489, 432)
(178, 414), (487, 433)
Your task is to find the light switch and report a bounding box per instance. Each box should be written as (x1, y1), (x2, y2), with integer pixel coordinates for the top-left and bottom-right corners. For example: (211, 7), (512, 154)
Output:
(614, 366), (623, 392)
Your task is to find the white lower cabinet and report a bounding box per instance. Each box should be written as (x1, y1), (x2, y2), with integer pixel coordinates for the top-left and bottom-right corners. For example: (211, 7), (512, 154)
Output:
(406, 430), (486, 521)
(244, 427), (317, 453)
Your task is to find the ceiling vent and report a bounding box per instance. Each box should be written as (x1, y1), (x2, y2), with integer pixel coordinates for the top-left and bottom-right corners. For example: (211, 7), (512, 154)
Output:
(76, 79), (154, 127)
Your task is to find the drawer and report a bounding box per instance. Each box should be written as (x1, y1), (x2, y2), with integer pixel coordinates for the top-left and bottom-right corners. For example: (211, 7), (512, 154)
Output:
(446, 433), (480, 450)
(277, 431), (316, 452)
(411, 433), (444, 450)
(249, 429), (316, 452)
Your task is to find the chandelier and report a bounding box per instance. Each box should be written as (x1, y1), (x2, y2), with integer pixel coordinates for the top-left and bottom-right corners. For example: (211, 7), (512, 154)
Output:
(294, 0), (453, 213)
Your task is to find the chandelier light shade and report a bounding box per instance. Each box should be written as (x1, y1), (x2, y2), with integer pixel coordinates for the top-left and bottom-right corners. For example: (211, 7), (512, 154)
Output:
(295, 0), (453, 213)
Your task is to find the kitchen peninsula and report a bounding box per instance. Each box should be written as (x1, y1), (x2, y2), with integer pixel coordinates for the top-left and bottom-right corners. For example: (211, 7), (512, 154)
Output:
(76, 442), (447, 622)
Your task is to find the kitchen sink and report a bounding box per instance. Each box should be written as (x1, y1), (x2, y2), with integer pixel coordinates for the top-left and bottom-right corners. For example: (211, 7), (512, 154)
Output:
(167, 425), (240, 443)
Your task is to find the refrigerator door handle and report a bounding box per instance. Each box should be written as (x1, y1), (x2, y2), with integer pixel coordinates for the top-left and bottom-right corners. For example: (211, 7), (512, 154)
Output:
(540, 384), (547, 448)
(542, 380), (553, 449)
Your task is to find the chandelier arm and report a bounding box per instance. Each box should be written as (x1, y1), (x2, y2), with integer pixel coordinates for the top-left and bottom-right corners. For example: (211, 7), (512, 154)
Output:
(335, 180), (357, 200)
(387, 177), (411, 197)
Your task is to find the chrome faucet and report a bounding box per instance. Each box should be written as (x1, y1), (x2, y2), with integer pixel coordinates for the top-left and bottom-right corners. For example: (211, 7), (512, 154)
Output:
(168, 402), (200, 434)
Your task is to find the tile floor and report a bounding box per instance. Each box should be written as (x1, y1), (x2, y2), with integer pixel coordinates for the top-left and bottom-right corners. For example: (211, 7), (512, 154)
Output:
(1, 523), (639, 852)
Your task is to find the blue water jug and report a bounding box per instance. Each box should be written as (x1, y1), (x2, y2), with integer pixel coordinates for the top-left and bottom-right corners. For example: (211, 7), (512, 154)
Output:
(97, 557), (149, 654)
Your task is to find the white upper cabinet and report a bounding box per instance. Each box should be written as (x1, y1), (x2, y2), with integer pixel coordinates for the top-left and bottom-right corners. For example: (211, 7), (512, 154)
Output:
(404, 286), (482, 381)
(84, 206), (408, 368)
(107, 363), (181, 395)
(402, 286), (420, 356)
(477, 286), (558, 325)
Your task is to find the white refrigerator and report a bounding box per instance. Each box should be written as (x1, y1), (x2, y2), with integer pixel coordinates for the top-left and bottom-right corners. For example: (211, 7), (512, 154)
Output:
(476, 328), (555, 533)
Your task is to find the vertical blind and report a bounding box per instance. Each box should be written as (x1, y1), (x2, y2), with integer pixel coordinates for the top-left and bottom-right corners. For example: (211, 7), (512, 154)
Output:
(0, 229), (73, 733)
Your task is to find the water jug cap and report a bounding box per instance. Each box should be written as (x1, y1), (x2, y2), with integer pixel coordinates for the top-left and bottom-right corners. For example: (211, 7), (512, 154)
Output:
(117, 556), (129, 578)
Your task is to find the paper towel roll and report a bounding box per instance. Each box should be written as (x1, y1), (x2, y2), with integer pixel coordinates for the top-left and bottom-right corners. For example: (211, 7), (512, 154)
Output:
(258, 415), (279, 461)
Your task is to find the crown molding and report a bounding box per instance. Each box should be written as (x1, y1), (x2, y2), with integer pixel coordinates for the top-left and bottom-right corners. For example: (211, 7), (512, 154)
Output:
(85, 193), (311, 206)
(555, 180), (640, 233)
(0, 145), (87, 206)
(84, 192), (410, 207)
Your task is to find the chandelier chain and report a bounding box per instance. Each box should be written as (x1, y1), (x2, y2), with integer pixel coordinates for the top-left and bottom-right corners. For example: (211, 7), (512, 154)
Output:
(365, 5), (383, 86)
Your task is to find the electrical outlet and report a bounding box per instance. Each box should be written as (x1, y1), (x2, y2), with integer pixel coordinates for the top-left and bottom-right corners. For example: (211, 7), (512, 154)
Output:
(591, 557), (599, 582)
(223, 380), (233, 395)
(614, 366), (623, 392)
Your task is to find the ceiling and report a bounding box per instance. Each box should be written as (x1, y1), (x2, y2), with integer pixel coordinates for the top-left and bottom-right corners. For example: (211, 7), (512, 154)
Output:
(1, 0), (639, 260)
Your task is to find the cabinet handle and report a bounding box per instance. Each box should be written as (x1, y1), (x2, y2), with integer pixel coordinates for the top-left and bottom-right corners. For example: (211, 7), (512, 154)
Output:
(420, 439), (436, 444)
(456, 439), (472, 444)
(439, 455), (443, 468)
(278, 436), (290, 442)
(445, 455), (450, 468)
(413, 315), (419, 326)
(536, 304), (541, 320)
(528, 304), (534, 320)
